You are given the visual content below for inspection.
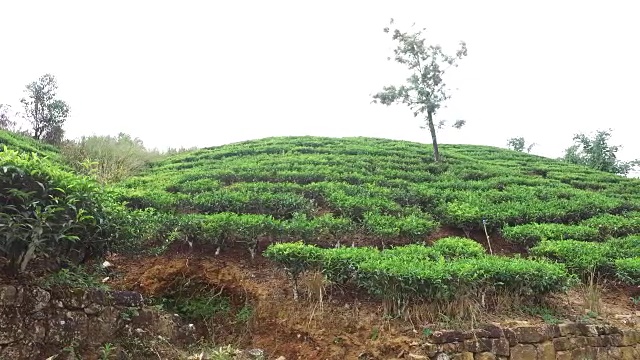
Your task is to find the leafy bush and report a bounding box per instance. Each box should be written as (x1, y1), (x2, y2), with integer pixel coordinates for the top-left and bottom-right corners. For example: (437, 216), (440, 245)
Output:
(502, 223), (600, 246)
(362, 210), (439, 241)
(430, 237), (486, 259)
(580, 212), (640, 238)
(265, 242), (573, 307)
(530, 240), (611, 275)
(530, 237), (640, 282)
(0, 148), (120, 273)
(614, 258), (640, 285)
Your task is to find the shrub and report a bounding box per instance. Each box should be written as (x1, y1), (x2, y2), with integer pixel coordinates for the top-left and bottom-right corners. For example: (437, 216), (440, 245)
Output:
(614, 258), (640, 285)
(530, 240), (611, 275)
(502, 223), (601, 246)
(430, 237), (486, 259)
(320, 246), (379, 284)
(265, 242), (573, 308)
(363, 211), (439, 241)
(0, 148), (120, 273)
(580, 212), (640, 238)
(263, 241), (323, 299)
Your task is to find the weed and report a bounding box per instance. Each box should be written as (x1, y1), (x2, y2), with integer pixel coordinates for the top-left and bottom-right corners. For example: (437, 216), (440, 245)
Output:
(99, 343), (114, 360)
(523, 305), (561, 324)
(120, 307), (139, 322)
(369, 327), (379, 341)
(39, 264), (109, 290)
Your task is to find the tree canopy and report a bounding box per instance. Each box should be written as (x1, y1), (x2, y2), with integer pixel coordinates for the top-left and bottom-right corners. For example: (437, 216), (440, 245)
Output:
(563, 129), (639, 175)
(372, 19), (467, 162)
(20, 74), (70, 145)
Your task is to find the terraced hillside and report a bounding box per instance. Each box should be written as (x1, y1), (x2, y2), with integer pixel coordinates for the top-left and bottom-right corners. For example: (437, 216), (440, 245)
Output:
(117, 136), (640, 243)
(3, 133), (640, 358)
(0, 130), (62, 162)
(113, 136), (640, 304)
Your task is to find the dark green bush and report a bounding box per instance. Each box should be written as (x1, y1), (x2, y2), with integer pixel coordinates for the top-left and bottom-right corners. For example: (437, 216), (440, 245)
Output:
(265, 242), (573, 307)
(0, 148), (121, 273)
(530, 237), (640, 282)
(430, 237), (486, 259)
(502, 223), (600, 246)
(614, 258), (640, 285)
(530, 240), (611, 275)
(580, 212), (640, 238)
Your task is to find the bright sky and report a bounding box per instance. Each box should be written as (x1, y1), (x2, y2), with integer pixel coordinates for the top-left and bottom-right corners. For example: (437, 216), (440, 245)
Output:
(1, 1), (639, 162)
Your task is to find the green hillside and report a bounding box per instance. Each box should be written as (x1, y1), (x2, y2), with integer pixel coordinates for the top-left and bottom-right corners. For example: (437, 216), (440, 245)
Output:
(113, 136), (639, 289)
(0, 129), (62, 163)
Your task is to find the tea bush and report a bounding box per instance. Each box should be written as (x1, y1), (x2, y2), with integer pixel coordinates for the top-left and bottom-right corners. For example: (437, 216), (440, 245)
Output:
(0, 148), (122, 273)
(614, 258), (640, 285)
(502, 223), (601, 246)
(265, 242), (574, 306)
(580, 212), (640, 238)
(530, 236), (640, 281)
(430, 237), (486, 259)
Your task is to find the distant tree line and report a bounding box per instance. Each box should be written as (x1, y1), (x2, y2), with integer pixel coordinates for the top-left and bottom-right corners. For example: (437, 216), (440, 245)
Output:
(507, 130), (639, 176)
(0, 74), (195, 183)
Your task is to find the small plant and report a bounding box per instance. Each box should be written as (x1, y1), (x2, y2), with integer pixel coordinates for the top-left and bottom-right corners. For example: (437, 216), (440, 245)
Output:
(235, 304), (254, 325)
(40, 265), (109, 290)
(369, 327), (380, 341)
(422, 327), (433, 337)
(99, 343), (114, 360)
(120, 307), (139, 322)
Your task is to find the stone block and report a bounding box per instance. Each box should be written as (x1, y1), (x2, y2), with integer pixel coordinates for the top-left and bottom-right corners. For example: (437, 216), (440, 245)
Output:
(558, 323), (578, 337)
(474, 352), (495, 360)
(432, 330), (467, 344)
(464, 338), (492, 353)
(552, 337), (573, 351)
(536, 341), (555, 360)
(509, 344), (536, 360)
(491, 338), (509, 356)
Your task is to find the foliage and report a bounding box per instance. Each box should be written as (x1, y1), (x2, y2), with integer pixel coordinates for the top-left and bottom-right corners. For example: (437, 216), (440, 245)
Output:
(372, 19), (467, 162)
(0, 129), (62, 163)
(60, 133), (163, 183)
(579, 212), (640, 239)
(39, 264), (109, 290)
(363, 210), (438, 241)
(0, 147), (121, 273)
(563, 129), (639, 175)
(502, 223), (601, 246)
(614, 258), (640, 285)
(430, 236), (486, 259)
(111, 136), (640, 254)
(530, 240), (611, 275)
(530, 236), (640, 280)
(265, 242), (574, 307)
(507, 137), (536, 153)
(19, 74), (70, 144)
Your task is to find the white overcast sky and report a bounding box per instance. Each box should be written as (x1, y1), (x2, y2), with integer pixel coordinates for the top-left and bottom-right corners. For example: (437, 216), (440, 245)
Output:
(1, 1), (639, 161)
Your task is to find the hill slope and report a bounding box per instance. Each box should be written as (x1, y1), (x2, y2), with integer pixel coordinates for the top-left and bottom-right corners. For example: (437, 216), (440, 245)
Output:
(0, 129), (62, 163)
(116, 136), (640, 247)
(107, 136), (640, 358)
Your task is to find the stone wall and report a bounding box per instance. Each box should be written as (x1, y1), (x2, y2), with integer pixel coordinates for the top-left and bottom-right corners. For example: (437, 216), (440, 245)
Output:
(0, 285), (192, 359)
(2, 284), (640, 359)
(415, 322), (640, 360)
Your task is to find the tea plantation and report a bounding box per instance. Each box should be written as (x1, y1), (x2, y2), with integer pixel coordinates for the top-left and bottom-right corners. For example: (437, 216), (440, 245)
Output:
(2, 133), (639, 309)
(110, 136), (639, 303)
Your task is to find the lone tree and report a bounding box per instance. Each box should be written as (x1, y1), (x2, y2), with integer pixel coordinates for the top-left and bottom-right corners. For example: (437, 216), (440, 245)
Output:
(20, 74), (70, 144)
(372, 19), (467, 162)
(563, 129), (639, 175)
(507, 137), (536, 153)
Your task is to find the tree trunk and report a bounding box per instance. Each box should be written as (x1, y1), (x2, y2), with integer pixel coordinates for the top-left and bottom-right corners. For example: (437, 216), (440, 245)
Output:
(426, 111), (440, 162)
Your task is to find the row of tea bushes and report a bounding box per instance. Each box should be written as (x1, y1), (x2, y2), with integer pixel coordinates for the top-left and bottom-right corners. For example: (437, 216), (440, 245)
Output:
(530, 236), (640, 283)
(263, 238), (575, 308)
(502, 212), (640, 246)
